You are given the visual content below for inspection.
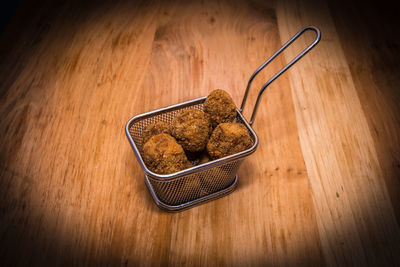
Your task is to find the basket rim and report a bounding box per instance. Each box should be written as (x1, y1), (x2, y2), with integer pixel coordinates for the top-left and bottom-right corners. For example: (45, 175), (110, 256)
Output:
(125, 97), (259, 181)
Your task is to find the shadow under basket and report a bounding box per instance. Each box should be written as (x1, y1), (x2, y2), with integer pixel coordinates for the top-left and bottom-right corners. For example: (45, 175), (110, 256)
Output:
(125, 26), (321, 212)
(125, 97), (258, 212)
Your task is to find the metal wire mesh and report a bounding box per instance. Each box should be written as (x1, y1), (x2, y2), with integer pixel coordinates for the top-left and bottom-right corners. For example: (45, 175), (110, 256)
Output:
(127, 98), (256, 208)
(147, 159), (242, 205)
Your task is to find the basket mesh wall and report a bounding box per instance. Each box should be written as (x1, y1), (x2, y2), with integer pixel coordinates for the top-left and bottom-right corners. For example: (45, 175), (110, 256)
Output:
(147, 159), (242, 205)
(128, 101), (254, 206)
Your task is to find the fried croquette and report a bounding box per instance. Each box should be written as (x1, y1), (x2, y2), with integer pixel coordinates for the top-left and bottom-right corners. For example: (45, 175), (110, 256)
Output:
(142, 121), (171, 144)
(170, 109), (212, 152)
(204, 89), (237, 127)
(142, 133), (192, 174)
(207, 122), (253, 159)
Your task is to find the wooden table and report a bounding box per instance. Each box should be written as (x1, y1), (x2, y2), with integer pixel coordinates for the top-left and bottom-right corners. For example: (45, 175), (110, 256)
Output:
(1, 0), (399, 266)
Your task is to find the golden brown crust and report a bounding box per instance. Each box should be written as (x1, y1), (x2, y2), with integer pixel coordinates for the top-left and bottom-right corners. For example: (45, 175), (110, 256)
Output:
(142, 121), (171, 144)
(170, 109), (212, 152)
(203, 89), (237, 127)
(206, 122), (253, 159)
(142, 133), (192, 174)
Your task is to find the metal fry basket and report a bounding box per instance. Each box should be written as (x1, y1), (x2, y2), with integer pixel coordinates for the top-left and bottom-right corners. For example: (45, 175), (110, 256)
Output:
(125, 26), (321, 211)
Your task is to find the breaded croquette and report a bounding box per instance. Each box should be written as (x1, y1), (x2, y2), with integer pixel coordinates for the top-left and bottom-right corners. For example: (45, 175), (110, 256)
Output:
(207, 122), (253, 159)
(170, 109), (212, 152)
(142, 133), (192, 174)
(203, 89), (237, 127)
(142, 121), (171, 144)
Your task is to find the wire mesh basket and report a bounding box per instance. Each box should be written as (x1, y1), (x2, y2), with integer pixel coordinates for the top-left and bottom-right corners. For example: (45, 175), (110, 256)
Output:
(125, 26), (321, 211)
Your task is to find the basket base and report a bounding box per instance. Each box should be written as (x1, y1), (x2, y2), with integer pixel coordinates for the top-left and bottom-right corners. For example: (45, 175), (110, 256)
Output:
(144, 174), (238, 212)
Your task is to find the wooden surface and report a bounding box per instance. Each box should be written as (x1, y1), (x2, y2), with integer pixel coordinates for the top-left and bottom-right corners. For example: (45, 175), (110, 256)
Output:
(1, 0), (399, 266)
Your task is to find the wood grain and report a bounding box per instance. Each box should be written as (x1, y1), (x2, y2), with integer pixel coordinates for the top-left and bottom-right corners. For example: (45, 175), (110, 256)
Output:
(0, 0), (399, 266)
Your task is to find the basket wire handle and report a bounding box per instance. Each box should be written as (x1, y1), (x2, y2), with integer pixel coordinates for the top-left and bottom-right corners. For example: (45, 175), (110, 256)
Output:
(240, 26), (321, 125)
